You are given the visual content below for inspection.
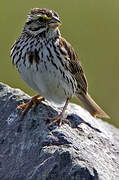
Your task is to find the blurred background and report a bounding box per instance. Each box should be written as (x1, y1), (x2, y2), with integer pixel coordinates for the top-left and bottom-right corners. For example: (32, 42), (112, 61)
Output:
(0, 0), (119, 127)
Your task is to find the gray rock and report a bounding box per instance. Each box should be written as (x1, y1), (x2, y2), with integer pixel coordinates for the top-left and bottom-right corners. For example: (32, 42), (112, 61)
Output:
(0, 82), (119, 180)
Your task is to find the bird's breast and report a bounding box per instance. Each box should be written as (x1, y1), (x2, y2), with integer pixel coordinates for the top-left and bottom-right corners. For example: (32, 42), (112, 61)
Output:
(11, 36), (77, 104)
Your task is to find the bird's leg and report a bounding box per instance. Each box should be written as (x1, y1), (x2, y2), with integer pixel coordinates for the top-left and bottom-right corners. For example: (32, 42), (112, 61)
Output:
(45, 98), (71, 127)
(17, 94), (45, 119)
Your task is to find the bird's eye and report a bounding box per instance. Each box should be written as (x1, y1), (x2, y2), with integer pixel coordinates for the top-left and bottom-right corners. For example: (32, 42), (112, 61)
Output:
(39, 17), (44, 22)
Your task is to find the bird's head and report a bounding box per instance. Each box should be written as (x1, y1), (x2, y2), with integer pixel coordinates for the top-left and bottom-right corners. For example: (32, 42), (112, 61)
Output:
(24, 8), (61, 37)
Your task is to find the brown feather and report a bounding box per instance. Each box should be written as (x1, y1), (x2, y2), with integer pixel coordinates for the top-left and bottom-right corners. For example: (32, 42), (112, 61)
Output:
(59, 37), (110, 119)
(59, 37), (88, 93)
(77, 93), (110, 118)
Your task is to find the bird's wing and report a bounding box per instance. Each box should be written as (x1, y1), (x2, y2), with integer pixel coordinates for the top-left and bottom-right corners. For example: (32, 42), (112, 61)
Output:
(59, 37), (88, 94)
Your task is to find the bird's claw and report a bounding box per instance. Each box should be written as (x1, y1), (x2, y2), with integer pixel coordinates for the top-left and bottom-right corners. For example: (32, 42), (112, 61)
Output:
(45, 115), (71, 127)
(17, 96), (44, 120)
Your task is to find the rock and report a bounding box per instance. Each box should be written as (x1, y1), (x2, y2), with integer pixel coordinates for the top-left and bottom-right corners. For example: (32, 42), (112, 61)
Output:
(0, 82), (119, 180)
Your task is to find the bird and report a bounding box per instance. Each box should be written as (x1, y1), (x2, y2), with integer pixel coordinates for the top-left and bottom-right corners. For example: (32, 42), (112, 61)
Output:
(10, 8), (110, 126)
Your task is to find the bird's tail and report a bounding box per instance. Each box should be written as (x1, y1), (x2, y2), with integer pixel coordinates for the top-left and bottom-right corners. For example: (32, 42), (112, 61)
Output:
(77, 93), (110, 118)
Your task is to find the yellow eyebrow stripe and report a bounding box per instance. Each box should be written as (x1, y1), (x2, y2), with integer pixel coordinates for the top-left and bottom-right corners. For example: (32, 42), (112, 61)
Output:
(37, 14), (52, 20)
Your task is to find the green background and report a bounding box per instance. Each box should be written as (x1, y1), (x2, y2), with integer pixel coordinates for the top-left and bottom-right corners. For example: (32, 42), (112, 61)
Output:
(0, 0), (119, 127)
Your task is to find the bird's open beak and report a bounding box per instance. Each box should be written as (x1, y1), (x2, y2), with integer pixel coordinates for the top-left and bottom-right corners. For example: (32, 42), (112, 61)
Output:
(48, 17), (61, 28)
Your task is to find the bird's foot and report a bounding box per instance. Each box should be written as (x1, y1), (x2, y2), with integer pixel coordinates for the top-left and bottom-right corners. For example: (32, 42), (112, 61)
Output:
(45, 114), (71, 127)
(17, 94), (44, 119)
(45, 98), (71, 127)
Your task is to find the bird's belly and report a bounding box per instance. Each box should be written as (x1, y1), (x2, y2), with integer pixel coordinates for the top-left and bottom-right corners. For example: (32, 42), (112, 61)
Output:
(34, 61), (75, 104)
(35, 72), (67, 104)
(18, 60), (75, 105)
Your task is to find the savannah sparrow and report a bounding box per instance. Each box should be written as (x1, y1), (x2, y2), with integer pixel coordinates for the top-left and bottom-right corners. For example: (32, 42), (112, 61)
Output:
(10, 8), (109, 126)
